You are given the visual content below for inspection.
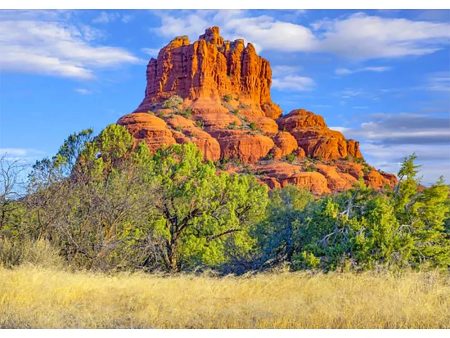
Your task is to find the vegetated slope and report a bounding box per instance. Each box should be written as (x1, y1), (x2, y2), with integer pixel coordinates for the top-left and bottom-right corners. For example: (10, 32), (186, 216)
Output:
(0, 266), (448, 328)
(117, 26), (396, 195)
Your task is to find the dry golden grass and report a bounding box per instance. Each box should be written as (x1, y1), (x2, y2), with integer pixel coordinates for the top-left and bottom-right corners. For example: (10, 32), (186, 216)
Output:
(0, 265), (448, 328)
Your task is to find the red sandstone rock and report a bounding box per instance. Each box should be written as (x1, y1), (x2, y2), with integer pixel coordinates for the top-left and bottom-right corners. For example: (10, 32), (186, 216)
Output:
(272, 131), (298, 159)
(278, 109), (363, 161)
(256, 162), (330, 195)
(116, 26), (397, 195)
(117, 113), (176, 152)
(135, 26), (281, 119)
(364, 169), (396, 190)
(165, 115), (221, 161)
(315, 163), (357, 192)
(212, 130), (274, 163)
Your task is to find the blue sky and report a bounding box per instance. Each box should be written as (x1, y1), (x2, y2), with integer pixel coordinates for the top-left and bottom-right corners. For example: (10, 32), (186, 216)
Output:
(0, 9), (449, 184)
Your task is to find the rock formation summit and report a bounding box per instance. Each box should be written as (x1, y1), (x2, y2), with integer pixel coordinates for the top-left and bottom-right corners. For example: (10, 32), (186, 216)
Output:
(118, 26), (396, 194)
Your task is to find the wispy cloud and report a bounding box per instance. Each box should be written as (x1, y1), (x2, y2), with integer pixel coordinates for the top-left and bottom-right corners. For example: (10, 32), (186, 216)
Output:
(335, 66), (391, 76)
(75, 88), (92, 95)
(311, 13), (450, 59)
(92, 11), (133, 24)
(0, 148), (46, 163)
(336, 113), (450, 184)
(426, 72), (450, 92)
(270, 65), (314, 92)
(0, 11), (140, 80)
(272, 75), (315, 92)
(346, 113), (450, 145)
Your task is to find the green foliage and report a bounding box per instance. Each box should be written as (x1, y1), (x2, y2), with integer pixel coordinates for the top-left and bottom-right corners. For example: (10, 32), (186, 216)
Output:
(195, 119), (205, 128)
(77, 124), (134, 179)
(0, 238), (64, 269)
(162, 95), (183, 110)
(179, 107), (193, 118)
(285, 153), (296, 163)
(263, 151), (275, 161)
(148, 143), (269, 271)
(292, 251), (320, 270)
(230, 109), (239, 115)
(53, 129), (94, 176)
(248, 122), (257, 131)
(290, 187), (413, 271)
(20, 127), (269, 272)
(305, 164), (316, 172)
(254, 155), (448, 272)
(253, 186), (313, 266)
(5, 122), (449, 278)
(393, 155), (450, 268)
(223, 94), (233, 102)
(227, 121), (238, 130)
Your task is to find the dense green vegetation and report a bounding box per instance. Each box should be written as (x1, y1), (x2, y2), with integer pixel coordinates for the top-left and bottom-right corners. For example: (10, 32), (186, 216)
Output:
(0, 126), (449, 273)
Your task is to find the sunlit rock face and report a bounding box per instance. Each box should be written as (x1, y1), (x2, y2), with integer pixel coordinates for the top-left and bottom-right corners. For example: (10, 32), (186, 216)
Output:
(118, 26), (396, 195)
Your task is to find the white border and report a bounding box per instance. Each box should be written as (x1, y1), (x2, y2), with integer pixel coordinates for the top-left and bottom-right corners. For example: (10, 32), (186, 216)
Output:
(1, 0), (448, 336)
(1, 329), (450, 337)
(1, 0), (449, 10)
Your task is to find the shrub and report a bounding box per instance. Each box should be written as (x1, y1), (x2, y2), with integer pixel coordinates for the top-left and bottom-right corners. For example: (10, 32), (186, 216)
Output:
(292, 251), (321, 270)
(162, 95), (183, 110)
(0, 238), (64, 269)
(248, 122), (257, 131)
(179, 107), (193, 118)
(264, 152), (275, 161)
(195, 120), (205, 128)
(285, 153), (296, 163)
(230, 109), (239, 115)
(223, 94), (233, 102)
(305, 164), (316, 172)
(228, 121), (238, 130)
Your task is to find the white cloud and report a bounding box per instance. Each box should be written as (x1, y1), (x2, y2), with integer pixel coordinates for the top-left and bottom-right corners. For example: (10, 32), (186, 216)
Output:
(93, 12), (119, 24)
(312, 13), (450, 59)
(340, 89), (364, 99)
(335, 113), (450, 184)
(271, 65), (314, 92)
(335, 66), (391, 75)
(75, 88), (92, 95)
(154, 11), (450, 60)
(272, 65), (303, 76)
(92, 11), (133, 24)
(360, 143), (450, 185)
(426, 72), (450, 92)
(344, 113), (450, 144)
(222, 15), (317, 53)
(154, 11), (212, 41)
(0, 18), (140, 80)
(272, 75), (315, 92)
(0, 148), (46, 162)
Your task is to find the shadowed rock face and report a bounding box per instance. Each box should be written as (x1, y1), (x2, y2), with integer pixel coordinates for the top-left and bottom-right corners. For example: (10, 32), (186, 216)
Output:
(118, 26), (396, 195)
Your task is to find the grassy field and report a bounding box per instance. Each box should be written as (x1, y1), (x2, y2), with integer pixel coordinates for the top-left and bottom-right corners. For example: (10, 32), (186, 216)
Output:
(0, 265), (448, 328)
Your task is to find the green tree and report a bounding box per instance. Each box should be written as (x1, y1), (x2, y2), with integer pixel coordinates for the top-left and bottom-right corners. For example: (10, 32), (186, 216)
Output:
(291, 185), (412, 271)
(53, 129), (94, 176)
(253, 185), (313, 267)
(393, 155), (450, 268)
(147, 143), (269, 271)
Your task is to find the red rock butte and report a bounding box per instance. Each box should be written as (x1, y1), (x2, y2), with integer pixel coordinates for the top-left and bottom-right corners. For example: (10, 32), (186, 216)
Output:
(118, 26), (397, 194)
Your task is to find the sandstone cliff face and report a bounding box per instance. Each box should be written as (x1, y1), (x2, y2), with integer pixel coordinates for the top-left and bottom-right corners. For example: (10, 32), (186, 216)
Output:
(136, 26), (282, 119)
(277, 109), (363, 161)
(118, 26), (397, 195)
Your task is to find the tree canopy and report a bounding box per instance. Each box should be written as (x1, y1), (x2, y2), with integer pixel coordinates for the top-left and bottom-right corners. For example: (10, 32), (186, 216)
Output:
(1, 126), (448, 273)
